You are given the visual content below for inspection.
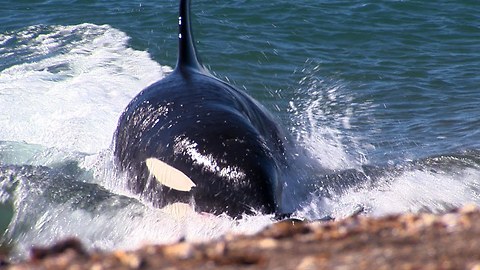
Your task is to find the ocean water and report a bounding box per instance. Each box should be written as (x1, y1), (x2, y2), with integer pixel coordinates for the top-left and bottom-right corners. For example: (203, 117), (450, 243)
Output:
(1, 0), (479, 260)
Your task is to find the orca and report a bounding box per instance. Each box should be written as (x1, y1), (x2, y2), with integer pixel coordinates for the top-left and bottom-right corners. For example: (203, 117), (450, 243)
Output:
(113, 0), (291, 218)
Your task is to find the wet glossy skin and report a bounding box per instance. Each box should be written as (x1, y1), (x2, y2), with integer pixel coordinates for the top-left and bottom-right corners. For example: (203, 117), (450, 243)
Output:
(114, 67), (288, 217)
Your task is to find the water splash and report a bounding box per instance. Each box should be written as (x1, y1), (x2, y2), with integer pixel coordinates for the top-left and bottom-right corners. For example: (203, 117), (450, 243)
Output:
(0, 162), (275, 261)
(285, 62), (480, 220)
(0, 24), (169, 154)
(296, 151), (480, 219)
(288, 62), (373, 170)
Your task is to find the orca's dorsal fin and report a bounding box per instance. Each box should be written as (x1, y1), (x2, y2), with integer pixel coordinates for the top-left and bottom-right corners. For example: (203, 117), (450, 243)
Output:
(175, 0), (205, 73)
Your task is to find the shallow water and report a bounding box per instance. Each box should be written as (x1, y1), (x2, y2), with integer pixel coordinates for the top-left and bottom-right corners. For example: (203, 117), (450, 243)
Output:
(1, 0), (479, 260)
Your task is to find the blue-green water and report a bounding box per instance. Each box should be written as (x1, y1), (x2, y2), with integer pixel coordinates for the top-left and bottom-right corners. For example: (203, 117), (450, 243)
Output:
(1, 0), (479, 260)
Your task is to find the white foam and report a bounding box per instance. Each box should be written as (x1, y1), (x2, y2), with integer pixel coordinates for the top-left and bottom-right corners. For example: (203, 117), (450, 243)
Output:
(298, 167), (480, 220)
(0, 24), (171, 154)
(364, 168), (480, 216)
(7, 188), (273, 260)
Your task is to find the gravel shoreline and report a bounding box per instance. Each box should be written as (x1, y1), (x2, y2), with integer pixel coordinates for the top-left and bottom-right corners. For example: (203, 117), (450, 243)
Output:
(4, 204), (480, 269)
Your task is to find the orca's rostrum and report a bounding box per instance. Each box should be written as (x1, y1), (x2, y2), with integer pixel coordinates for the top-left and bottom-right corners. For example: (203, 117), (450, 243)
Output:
(114, 0), (291, 218)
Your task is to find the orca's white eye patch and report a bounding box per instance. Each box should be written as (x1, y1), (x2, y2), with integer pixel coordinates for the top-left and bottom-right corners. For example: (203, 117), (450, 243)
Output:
(145, 157), (196, 191)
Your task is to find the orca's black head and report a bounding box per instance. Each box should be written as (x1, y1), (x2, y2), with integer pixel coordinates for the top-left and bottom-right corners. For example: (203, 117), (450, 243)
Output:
(114, 71), (284, 217)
